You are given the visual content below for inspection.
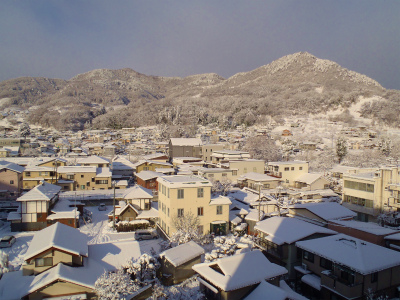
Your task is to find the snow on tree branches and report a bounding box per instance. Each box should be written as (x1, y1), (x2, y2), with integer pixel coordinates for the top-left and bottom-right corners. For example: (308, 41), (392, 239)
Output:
(336, 137), (348, 163)
(95, 267), (138, 300)
(124, 253), (160, 285)
(170, 212), (210, 245)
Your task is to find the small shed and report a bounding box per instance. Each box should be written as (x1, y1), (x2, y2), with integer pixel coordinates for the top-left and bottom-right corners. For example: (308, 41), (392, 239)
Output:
(159, 241), (204, 286)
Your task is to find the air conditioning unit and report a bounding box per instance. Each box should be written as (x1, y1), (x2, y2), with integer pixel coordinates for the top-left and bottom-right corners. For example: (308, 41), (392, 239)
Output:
(302, 263), (308, 271)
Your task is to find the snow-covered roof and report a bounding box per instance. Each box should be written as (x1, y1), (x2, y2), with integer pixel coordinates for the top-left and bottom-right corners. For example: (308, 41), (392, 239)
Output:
(170, 138), (202, 146)
(244, 280), (287, 300)
(77, 155), (110, 164)
(158, 175), (212, 188)
(245, 209), (265, 222)
(160, 241), (204, 267)
(136, 170), (163, 181)
(301, 274), (321, 291)
(330, 220), (400, 236)
(296, 234), (400, 275)
(17, 182), (61, 202)
(238, 172), (280, 182)
(254, 217), (336, 246)
(0, 160), (24, 173)
(289, 202), (356, 221)
(294, 173), (325, 184)
(192, 250), (287, 292)
(24, 222), (88, 261)
(123, 185), (153, 199)
(96, 167), (112, 177)
(136, 207), (159, 219)
(209, 195), (232, 206)
(385, 232), (400, 241)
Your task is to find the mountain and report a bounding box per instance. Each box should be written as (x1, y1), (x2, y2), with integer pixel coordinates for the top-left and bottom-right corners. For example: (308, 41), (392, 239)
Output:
(0, 52), (398, 130)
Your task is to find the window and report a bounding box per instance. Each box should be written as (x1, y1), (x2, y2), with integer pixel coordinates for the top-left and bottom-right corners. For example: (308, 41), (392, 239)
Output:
(177, 208), (184, 217)
(198, 207), (204, 216)
(10, 180), (14, 184)
(143, 166), (149, 171)
(177, 189), (184, 199)
(303, 250), (314, 263)
(81, 174), (84, 178)
(167, 207), (170, 217)
(198, 188), (204, 198)
(222, 173), (227, 177)
(35, 257), (53, 267)
(232, 170), (237, 176)
(340, 267), (355, 285)
(96, 180), (108, 184)
(25, 172), (31, 177)
(299, 167), (303, 170)
(217, 205), (223, 215)
(208, 174), (214, 178)
(244, 168), (247, 173)
(67, 175), (74, 180)
(371, 272), (378, 283)
(284, 167), (289, 171)
(320, 257), (332, 270)
(291, 167), (294, 171)
(81, 185), (85, 190)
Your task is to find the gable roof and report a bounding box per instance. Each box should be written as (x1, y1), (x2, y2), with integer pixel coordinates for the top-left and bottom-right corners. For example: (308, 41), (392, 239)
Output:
(296, 233), (400, 275)
(118, 203), (140, 216)
(289, 202), (356, 221)
(192, 250), (287, 291)
(294, 173), (326, 185)
(24, 222), (88, 261)
(0, 160), (24, 173)
(160, 241), (204, 267)
(254, 216), (336, 245)
(17, 182), (61, 202)
(123, 185), (153, 200)
(77, 155), (110, 164)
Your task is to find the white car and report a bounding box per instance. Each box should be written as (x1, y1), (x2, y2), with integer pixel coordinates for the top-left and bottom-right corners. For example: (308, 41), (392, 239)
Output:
(98, 203), (107, 211)
(0, 236), (16, 248)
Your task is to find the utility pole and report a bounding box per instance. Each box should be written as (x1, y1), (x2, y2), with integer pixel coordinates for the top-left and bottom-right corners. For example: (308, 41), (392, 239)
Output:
(113, 181), (116, 231)
(258, 183), (261, 222)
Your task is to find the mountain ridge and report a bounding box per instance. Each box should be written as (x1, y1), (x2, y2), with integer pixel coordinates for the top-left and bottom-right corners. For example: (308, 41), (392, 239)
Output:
(0, 52), (398, 131)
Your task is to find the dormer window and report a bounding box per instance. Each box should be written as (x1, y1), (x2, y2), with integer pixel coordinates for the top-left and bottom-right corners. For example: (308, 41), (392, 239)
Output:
(35, 257), (53, 267)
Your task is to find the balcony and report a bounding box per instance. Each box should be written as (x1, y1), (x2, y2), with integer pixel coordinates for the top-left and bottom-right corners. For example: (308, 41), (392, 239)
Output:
(321, 272), (363, 299)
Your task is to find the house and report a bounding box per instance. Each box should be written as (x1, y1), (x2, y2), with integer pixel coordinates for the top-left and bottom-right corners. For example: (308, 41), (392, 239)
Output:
(133, 160), (173, 173)
(237, 172), (281, 190)
(192, 250), (288, 300)
(198, 167), (237, 183)
(135, 171), (163, 194)
(254, 216), (337, 279)
(57, 166), (113, 191)
(266, 161), (309, 187)
(157, 175), (231, 237)
(327, 220), (400, 247)
(111, 156), (136, 178)
(296, 234), (400, 300)
(293, 173), (330, 190)
(202, 144), (225, 162)
(168, 138), (202, 159)
(244, 280), (308, 300)
(77, 155), (110, 168)
(0, 161), (24, 200)
(11, 182), (62, 231)
(159, 241), (204, 285)
(0, 222), (143, 300)
(210, 150), (250, 164)
(222, 159), (265, 178)
(288, 202), (356, 227)
(342, 166), (400, 222)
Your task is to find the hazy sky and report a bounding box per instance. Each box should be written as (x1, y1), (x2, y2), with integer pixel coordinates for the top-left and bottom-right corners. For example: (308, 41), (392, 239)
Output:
(1, 1), (399, 89)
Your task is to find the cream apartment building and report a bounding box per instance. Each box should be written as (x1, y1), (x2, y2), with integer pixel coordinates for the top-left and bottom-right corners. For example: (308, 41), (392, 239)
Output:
(342, 166), (400, 222)
(157, 175), (231, 237)
(266, 161), (309, 187)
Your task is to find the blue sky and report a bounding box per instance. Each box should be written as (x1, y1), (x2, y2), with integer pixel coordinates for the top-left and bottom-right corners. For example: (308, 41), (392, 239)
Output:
(0, 1), (399, 89)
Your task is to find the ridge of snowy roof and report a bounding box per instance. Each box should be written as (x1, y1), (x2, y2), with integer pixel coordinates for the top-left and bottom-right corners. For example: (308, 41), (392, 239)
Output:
(77, 155), (110, 164)
(0, 160), (24, 173)
(24, 222), (88, 261)
(160, 241), (204, 267)
(296, 233), (400, 275)
(244, 280), (287, 300)
(123, 185), (153, 199)
(17, 182), (61, 202)
(289, 202), (356, 220)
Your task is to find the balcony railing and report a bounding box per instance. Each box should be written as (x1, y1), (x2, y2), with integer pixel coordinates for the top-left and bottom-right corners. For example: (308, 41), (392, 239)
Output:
(321, 272), (363, 299)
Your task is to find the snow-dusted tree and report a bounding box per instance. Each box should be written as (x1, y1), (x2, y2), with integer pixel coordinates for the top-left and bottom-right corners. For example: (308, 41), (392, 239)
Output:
(379, 137), (392, 157)
(0, 251), (11, 276)
(281, 139), (297, 161)
(210, 178), (232, 196)
(95, 267), (138, 300)
(336, 137), (348, 163)
(170, 212), (208, 245)
(151, 276), (205, 300)
(19, 123), (30, 140)
(242, 136), (281, 162)
(124, 253), (160, 285)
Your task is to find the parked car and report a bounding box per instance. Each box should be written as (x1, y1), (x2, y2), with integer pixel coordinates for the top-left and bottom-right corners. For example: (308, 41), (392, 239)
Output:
(0, 235), (16, 248)
(98, 203), (107, 211)
(134, 230), (158, 241)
